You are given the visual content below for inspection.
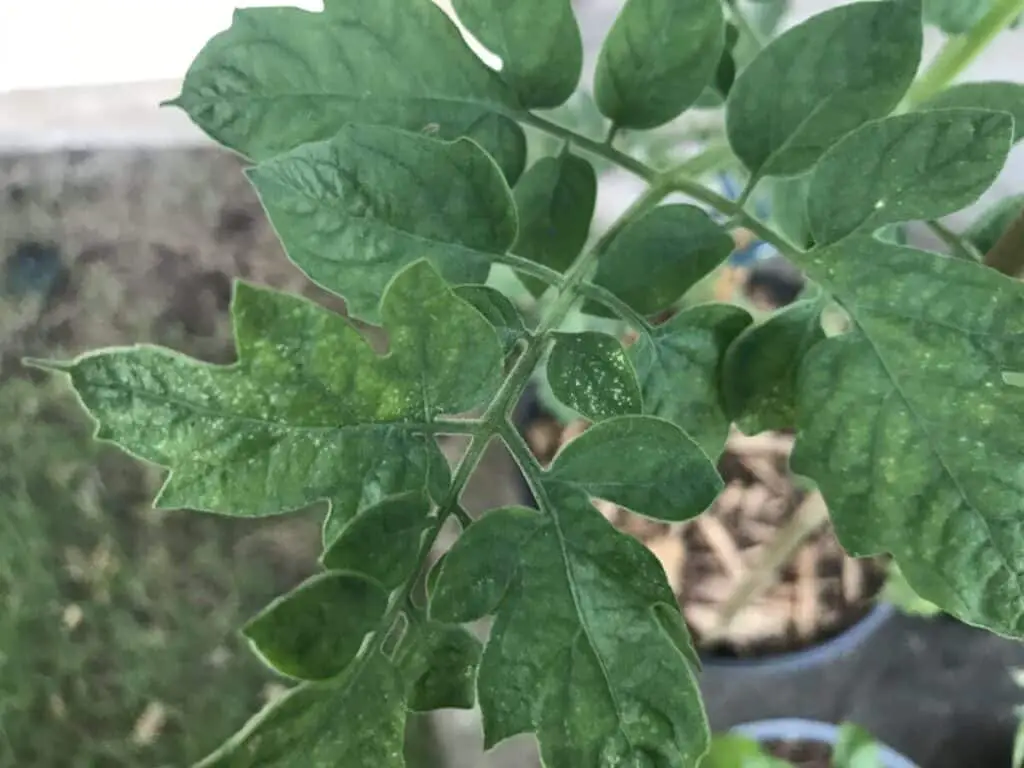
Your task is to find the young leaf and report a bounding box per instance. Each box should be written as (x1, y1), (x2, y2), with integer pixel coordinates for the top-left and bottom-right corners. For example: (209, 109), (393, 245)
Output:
(247, 124), (517, 321)
(430, 496), (708, 766)
(831, 723), (881, 768)
(923, 82), (1024, 142)
(454, 285), (528, 353)
(321, 493), (432, 587)
(630, 304), (753, 456)
(451, 0), (582, 108)
(792, 236), (1024, 636)
(195, 650), (407, 768)
(400, 621), (482, 712)
(808, 109), (1013, 246)
(591, 204), (734, 317)
(37, 261), (501, 527)
(546, 415), (722, 522)
(170, 1), (526, 182)
(722, 298), (827, 435)
(701, 733), (790, 767)
(964, 193), (1024, 254)
(546, 331), (643, 421)
(595, 0), (725, 130)
(512, 153), (597, 296)
(243, 572), (387, 681)
(726, 0), (922, 179)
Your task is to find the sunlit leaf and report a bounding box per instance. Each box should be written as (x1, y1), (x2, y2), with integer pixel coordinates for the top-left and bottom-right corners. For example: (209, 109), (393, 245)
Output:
(248, 124), (517, 321)
(430, 493), (707, 766)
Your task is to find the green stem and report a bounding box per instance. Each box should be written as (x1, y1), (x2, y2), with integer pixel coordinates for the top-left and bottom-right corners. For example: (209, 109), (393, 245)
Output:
(926, 219), (982, 262)
(352, 172), (675, 679)
(902, 0), (1024, 109)
(499, 420), (549, 504)
(493, 253), (654, 334)
(518, 112), (657, 182)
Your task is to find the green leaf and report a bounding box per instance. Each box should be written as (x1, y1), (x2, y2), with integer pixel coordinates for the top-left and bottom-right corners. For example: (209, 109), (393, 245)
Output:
(242, 573), (387, 681)
(832, 723), (881, 768)
(247, 124), (517, 321)
(430, 495), (708, 766)
(546, 331), (642, 421)
(766, 173), (814, 249)
(595, 0), (725, 130)
(400, 621), (482, 712)
(170, 1), (526, 182)
(321, 493), (432, 587)
(808, 109), (1013, 246)
(452, 0), (582, 108)
(512, 153), (597, 296)
(882, 563), (943, 618)
(791, 236), (1024, 635)
(43, 261), (501, 527)
(923, 82), (1024, 143)
(726, 0), (922, 178)
(630, 304), (753, 456)
(454, 285), (528, 353)
(964, 193), (1024, 254)
(923, 0), (991, 34)
(700, 734), (790, 768)
(722, 298), (827, 435)
(591, 204), (734, 318)
(195, 650), (406, 767)
(546, 415), (722, 522)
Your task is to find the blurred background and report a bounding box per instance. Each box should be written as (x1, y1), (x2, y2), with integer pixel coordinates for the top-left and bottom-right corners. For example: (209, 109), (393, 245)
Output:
(1, 1), (1023, 767)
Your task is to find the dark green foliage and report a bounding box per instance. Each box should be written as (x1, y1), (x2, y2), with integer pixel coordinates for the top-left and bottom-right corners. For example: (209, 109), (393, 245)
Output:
(35, 1), (1024, 766)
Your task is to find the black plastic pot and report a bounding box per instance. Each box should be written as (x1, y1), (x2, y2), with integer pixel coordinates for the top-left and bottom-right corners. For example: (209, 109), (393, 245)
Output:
(730, 719), (917, 767)
(698, 602), (895, 675)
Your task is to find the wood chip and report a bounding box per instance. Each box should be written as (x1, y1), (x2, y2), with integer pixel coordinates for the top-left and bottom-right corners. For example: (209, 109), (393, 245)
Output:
(525, 421), (560, 462)
(794, 545), (819, 639)
(713, 481), (746, 513)
(695, 516), (745, 579)
(559, 418), (590, 447)
(594, 499), (623, 526)
(647, 533), (686, 596)
(726, 430), (795, 457)
(842, 556), (865, 604)
(741, 456), (791, 496)
(739, 483), (774, 519)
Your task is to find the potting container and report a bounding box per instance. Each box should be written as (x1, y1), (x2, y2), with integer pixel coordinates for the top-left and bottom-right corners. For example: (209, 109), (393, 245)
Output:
(730, 718), (917, 767)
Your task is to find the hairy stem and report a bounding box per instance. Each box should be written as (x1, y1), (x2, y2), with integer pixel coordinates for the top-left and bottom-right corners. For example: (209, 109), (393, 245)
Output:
(902, 0), (1024, 108)
(983, 206), (1024, 277)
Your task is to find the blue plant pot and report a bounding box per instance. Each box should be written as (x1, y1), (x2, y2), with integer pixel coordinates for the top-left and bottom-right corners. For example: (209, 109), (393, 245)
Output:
(699, 601), (896, 675)
(731, 718), (917, 768)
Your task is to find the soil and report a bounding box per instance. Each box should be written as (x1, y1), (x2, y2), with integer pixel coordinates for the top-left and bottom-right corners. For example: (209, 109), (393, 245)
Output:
(763, 739), (833, 767)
